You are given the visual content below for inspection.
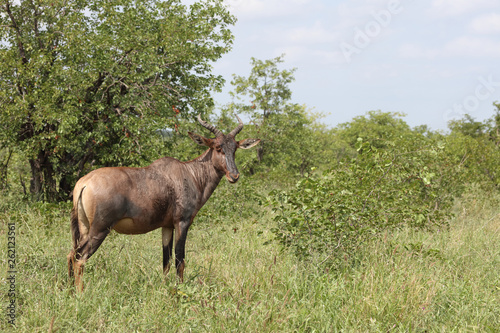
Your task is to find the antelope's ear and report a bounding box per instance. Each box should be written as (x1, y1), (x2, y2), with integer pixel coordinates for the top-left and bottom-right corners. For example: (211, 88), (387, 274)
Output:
(238, 138), (260, 149)
(188, 132), (212, 147)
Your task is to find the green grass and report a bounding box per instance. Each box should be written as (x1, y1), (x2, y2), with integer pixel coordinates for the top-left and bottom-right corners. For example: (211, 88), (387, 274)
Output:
(0, 186), (499, 332)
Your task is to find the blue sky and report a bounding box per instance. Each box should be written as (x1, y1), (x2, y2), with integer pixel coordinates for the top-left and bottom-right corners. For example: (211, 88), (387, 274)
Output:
(210, 0), (500, 130)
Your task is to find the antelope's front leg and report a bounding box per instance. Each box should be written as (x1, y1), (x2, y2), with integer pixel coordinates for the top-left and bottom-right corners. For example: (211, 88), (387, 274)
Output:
(162, 227), (174, 275)
(174, 222), (190, 282)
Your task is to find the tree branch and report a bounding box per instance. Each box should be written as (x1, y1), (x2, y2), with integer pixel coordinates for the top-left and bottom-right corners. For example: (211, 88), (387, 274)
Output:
(3, 1), (28, 64)
(28, 0), (44, 50)
(85, 72), (106, 103)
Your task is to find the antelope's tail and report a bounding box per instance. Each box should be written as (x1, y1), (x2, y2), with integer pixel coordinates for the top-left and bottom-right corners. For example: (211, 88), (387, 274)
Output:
(70, 208), (79, 250)
(70, 187), (85, 249)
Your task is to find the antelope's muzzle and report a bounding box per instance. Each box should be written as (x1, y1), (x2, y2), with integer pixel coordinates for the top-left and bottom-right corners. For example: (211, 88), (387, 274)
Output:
(227, 172), (240, 183)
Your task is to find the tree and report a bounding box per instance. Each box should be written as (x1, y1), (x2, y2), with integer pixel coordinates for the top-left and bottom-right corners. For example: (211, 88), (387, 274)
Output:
(333, 110), (413, 151)
(488, 102), (500, 146)
(227, 55), (295, 166)
(230, 55), (296, 119)
(448, 114), (486, 138)
(0, 0), (235, 200)
(225, 55), (331, 176)
(445, 105), (500, 191)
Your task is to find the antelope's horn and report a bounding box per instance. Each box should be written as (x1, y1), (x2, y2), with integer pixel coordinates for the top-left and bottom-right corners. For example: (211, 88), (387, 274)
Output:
(229, 114), (244, 137)
(197, 114), (223, 137)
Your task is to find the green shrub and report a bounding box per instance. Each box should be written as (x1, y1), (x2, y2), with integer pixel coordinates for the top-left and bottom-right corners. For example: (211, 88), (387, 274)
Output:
(268, 139), (456, 270)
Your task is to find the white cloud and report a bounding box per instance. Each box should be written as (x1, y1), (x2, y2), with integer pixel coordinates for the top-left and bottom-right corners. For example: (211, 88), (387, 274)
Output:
(224, 0), (316, 20)
(286, 21), (340, 44)
(336, 0), (406, 30)
(429, 0), (499, 17)
(399, 36), (500, 59)
(442, 36), (500, 57)
(399, 43), (438, 59)
(469, 13), (500, 34)
(278, 45), (346, 65)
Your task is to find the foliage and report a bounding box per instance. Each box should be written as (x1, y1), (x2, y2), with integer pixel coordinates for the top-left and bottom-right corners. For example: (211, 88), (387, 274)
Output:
(443, 133), (500, 192)
(196, 176), (265, 226)
(448, 114), (488, 138)
(267, 108), (500, 269)
(445, 104), (500, 192)
(224, 56), (334, 176)
(448, 103), (500, 143)
(333, 110), (413, 150)
(269, 117), (459, 269)
(230, 55), (295, 118)
(0, 0), (235, 200)
(0, 145), (13, 190)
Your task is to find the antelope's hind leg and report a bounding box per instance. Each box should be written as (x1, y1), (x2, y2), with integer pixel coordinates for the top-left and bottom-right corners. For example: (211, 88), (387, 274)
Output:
(67, 250), (76, 278)
(67, 208), (81, 279)
(73, 229), (110, 292)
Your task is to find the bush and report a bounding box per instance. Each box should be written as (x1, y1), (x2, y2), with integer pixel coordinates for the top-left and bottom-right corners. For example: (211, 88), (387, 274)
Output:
(268, 139), (456, 270)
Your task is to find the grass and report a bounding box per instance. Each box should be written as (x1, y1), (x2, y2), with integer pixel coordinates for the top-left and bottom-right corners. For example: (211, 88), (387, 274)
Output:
(0, 184), (499, 332)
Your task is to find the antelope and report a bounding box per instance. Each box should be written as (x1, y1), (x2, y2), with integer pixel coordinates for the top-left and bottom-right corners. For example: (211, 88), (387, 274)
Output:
(67, 115), (260, 291)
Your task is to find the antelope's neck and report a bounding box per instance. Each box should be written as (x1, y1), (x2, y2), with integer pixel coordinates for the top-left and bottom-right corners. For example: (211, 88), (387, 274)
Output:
(185, 149), (223, 202)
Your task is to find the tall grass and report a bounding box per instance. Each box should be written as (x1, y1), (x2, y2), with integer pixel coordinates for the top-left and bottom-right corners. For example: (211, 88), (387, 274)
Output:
(0, 184), (499, 332)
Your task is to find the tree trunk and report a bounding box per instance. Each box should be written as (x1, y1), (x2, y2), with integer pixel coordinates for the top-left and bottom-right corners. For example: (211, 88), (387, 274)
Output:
(29, 150), (58, 201)
(29, 159), (43, 199)
(59, 174), (73, 199)
(0, 148), (13, 189)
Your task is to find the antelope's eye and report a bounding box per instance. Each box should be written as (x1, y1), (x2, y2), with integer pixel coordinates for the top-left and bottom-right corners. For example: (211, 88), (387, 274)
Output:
(215, 146), (222, 152)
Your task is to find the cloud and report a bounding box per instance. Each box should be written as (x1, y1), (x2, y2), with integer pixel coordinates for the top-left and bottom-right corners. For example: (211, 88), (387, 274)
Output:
(399, 43), (438, 59)
(469, 13), (500, 34)
(399, 36), (500, 59)
(336, 0), (406, 31)
(278, 45), (346, 66)
(286, 21), (340, 44)
(429, 0), (498, 17)
(225, 0), (316, 20)
(253, 21), (345, 66)
(442, 36), (500, 57)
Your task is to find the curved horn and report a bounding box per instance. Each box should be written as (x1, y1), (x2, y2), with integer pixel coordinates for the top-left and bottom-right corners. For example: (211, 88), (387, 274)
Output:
(197, 114), (223, 137)
(229, 114), (244, 137)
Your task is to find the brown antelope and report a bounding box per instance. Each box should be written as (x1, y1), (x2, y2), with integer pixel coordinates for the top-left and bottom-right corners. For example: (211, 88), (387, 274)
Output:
(67, 114), (260, 291)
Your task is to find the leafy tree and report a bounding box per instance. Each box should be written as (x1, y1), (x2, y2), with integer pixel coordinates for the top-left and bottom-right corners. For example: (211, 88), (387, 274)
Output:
(334, 110), (413, 150)
(225, 55), (332, 176)
(0, 0), (235, 200)
(445, 104), (500, 191)
(227, 55), (295, 165)
(448, 114), (487, 138)
(444, 133), (500, 192)
(487, 102), (500, 146)
(230, 55), (295, 119)
(447, 103), (500, 146)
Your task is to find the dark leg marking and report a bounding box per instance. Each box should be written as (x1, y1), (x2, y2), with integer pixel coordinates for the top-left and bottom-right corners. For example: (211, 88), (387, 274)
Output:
(175, 227), (189, 282)
(162, 227), (174, 274)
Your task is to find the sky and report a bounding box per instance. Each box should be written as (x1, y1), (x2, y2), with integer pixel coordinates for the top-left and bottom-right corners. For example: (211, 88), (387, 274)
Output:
(209, 0), (500, 130)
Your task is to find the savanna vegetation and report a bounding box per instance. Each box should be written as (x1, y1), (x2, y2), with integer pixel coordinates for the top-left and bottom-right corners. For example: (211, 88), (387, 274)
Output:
(1, 0), (499, 332)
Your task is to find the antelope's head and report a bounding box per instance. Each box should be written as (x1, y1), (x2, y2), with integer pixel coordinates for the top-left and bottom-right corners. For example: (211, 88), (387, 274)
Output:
(188, 114), (260, 183)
